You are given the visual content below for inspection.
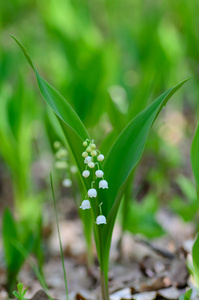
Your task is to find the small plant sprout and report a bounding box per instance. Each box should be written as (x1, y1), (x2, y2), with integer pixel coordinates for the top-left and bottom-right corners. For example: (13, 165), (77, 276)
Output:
(13, 282), (28, 300)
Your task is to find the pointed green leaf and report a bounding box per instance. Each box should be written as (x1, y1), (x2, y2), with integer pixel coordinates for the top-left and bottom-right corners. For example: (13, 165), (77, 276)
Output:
(12, 36), (90, 185)
(98, 78), (189, 281)
(12, 291), (20, 299)
(102, 78), (189, 216)
(11, 35), (89, 142)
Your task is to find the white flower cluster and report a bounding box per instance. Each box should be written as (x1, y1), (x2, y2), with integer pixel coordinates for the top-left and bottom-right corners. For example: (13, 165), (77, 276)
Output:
(54, 141), (77, 188)
(79, 139), (108, 225)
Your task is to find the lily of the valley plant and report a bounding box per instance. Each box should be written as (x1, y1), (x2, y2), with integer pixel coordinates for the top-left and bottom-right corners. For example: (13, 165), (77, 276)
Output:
(12, 35), (189, 300)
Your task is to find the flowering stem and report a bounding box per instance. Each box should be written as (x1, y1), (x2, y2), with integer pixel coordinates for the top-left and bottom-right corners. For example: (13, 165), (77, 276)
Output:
(95, 162), (100, 170)
(99, 202), (103, 215)
(98, 226), (109, 300)
(100, 268), (109, 300)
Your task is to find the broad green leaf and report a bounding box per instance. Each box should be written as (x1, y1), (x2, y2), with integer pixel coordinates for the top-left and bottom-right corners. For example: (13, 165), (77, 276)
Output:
(12, 36), (91, 187)
(98, 78), (189, 281)
(11, 35), (89, 142)
(12, 37), (95, 271)
(191, 122), (199, 195)
(102, 78), (189, 216)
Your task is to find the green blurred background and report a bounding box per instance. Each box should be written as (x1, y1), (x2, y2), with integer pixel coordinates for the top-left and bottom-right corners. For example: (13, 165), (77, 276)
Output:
(1, 0), (199, 230)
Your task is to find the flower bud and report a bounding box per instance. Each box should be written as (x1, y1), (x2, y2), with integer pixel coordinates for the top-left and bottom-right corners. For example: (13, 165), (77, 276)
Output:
(91, 150), (97, 156)
(97, 154), (104, 161)
(82, 170), (90, 178)
(56, 148), (68, 159)
(55, 161), (68, 169)
(62, 178), (72, 187)
(96, 215), (107, 225)
(83, 141), (88, 147)
(54, 141), (61, 149)
(86, 146), (92, 152)
(82, 151), (88, 158)
(88, 188), (97, 198)
(88, 162), (95, 168)
(80, 200), (91, 210)
(90, 143), (96, 149)
(95, 170), (104, 178)
(99, 180), (108, 189)
(70, 165), (78, 174)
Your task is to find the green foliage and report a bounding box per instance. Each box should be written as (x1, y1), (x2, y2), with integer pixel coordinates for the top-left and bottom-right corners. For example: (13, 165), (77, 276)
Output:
(179, 289), (192, 300)
(12, 36), (188, 298)
(13, 282), (28, 300)
(123, 193), (165, 238)
(191, 122), (199, 197)
(2, 209), (34, 293)
(170, 175), (198, 222)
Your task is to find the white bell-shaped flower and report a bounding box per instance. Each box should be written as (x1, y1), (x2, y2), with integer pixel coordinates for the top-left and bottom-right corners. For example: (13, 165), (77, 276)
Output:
(95, 170), (104, 178)
(96, 215), (107, 225)
(99, 180), (108, 189)
(97, 154), (104, 161)
(82, 170), (90, 178)
(62, 178), (72, 187)
(84, 156), (92, 164)
(80, 200), (91, 210)
(88, 161), (95, 168)
(88, 188), (97, 198)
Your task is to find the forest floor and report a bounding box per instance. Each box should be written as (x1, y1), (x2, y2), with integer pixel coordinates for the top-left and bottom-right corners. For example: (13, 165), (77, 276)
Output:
(0, 197), (198, 300)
